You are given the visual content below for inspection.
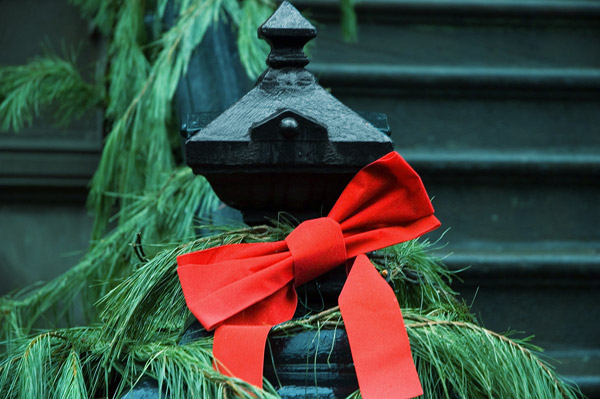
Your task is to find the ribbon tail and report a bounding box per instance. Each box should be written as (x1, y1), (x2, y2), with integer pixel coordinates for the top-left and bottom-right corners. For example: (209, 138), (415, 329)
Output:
(339, 254), (423, 399)
(213, 324), (272, 388)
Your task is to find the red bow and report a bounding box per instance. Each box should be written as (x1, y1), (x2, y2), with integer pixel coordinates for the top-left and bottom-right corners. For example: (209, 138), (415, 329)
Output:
(177, 152), (440, 398)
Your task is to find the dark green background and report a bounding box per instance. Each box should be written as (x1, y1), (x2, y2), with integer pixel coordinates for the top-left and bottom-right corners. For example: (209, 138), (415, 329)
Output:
(1, 0), (598, 396)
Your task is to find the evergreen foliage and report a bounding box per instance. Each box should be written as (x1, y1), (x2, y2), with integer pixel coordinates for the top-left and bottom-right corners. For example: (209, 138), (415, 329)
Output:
(0, 168), (218, 343)
(68, 0), (121, 35)
(0, 53), (104, 131)
(340, 0), (358, 42)
(237, 0), (273, 79)
(87, 0), (229, 239)
(1, 227), (581, 399)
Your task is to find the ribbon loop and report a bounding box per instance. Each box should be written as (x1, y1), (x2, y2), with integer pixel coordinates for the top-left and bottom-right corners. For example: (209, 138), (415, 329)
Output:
(285, 217), (347, 287)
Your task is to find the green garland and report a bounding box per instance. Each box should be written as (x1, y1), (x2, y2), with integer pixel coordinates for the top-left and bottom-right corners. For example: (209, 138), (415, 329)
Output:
(1, 226), (581, 398)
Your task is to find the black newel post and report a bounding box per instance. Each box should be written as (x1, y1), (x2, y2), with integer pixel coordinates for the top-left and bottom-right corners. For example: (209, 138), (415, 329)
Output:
(183, 1), (393, 226)
(182, 2), (397, 398)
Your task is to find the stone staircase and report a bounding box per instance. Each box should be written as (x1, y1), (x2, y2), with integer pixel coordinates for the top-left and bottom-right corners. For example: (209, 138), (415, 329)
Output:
(297, 0), (600, 396)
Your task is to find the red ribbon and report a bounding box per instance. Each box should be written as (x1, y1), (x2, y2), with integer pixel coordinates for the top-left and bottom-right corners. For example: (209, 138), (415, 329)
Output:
(177, 152), (440, 398)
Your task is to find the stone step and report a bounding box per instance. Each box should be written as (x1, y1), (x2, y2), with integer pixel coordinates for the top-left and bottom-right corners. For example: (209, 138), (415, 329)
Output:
(447, 249), (600, 394)
(302, 0), (600, 70)
(311, 66), (600, 156)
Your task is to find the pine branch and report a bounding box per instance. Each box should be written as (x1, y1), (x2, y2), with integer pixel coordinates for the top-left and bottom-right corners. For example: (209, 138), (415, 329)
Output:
(405, 315), (581, 399)
(1, 304), (581, 399)
(408, 318), (568, 397)
(68, 0), (121, 35)
(0, 168), (218, 343)
(98, 223), (292, 362)
(273, 308), (580, 399)
(105, 0), (149, 119)
(340, 0), (358, 42)
(0, 325), (281, 399)
(0, 53), (104, 132)
(237, 0), (273, 79)
(374, 238), (468, 316)
(87, 0), (233, 239)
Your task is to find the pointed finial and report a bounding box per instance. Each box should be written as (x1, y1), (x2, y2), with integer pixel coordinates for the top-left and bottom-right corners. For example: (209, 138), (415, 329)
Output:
(258, 1), (317, 68)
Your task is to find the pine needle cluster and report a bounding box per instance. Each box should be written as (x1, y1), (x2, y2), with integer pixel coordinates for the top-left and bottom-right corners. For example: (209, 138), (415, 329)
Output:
(1, 225), (581, 399)
(0, 168), (218, 343)
(86, 0), (230, 239)
(0, 52), (104, 131)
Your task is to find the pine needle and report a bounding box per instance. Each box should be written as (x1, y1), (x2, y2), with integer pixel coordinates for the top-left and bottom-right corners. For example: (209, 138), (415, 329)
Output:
(340, 0), (358, 42)
(237, 0), (273, 79)
(0, 53), (104, 132)
(98, 224), (292, 361)
(105, 0), (149, 120)
(52, 350), (89, 399)
(68, 0), (121, 36)
(374, 240), (470, 317)
(274, 308), (581, 399)
(404, 315), (580, 399)
(87, 0), (235, 239)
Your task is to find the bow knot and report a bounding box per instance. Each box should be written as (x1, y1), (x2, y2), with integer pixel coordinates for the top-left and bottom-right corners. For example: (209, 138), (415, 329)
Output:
(177, 152), (440, 399)
(286, 217), (347, 287)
